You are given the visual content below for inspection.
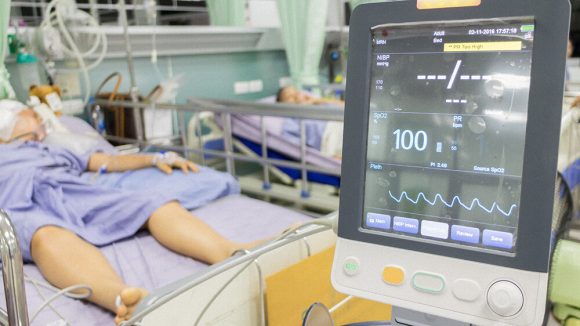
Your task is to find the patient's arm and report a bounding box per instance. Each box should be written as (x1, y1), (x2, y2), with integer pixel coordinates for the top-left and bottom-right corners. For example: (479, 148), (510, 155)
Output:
(88, 152), (199, 175)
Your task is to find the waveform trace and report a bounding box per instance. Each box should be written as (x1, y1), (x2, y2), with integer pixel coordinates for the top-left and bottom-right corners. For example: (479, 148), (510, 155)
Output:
(388, 190), (517, 217)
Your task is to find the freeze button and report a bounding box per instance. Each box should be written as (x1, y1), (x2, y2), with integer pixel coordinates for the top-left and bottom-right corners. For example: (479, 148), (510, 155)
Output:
(421, 220), (449, 239)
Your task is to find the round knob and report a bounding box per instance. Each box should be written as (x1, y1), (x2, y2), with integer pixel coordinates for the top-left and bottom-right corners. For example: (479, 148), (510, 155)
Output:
(487, 281), (524, 317)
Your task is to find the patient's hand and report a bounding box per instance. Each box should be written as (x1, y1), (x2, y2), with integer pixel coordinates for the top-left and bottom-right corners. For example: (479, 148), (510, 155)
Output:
(152, 152), (199, 175)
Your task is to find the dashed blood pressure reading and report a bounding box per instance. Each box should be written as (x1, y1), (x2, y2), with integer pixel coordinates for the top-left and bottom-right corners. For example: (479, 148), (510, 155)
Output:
(362, 19), (535, 255)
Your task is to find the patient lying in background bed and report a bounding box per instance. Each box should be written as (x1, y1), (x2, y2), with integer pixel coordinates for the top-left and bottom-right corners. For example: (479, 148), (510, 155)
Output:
(0, 100), (269, 324)
(276, 86), (345, 159)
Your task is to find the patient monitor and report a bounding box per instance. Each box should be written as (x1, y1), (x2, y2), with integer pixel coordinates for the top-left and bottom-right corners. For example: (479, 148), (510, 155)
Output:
(332, 0), (570, 325)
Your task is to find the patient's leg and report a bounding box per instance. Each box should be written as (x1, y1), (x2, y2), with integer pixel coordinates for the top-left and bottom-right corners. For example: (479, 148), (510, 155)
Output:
(30, 226), (147, 322)
(146, 201), (262, 264)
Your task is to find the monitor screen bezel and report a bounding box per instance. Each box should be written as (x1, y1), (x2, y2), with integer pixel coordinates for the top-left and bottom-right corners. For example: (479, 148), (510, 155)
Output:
(337, 0), (570, 273)
(360, 17), (534, 257)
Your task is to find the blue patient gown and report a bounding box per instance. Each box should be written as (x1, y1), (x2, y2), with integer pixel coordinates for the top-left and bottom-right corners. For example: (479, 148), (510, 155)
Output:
(0, 142), (239, 261)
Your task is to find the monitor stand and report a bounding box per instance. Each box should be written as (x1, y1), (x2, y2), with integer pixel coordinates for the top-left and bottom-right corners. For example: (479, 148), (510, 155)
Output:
(390, 307), (470, 326)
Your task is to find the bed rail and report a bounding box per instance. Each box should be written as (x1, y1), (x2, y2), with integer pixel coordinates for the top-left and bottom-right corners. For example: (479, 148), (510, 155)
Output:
(123, 212), (337, 325)
(93, 98), (344, 211)
(0, 210), (29, 326)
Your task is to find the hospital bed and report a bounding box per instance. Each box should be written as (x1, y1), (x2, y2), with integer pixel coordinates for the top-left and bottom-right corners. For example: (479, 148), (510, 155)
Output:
(0, 113), (317, 325)
(86, 98), (343, 212)
(185, 98), (344, 212)
(0, 195), (313, 326)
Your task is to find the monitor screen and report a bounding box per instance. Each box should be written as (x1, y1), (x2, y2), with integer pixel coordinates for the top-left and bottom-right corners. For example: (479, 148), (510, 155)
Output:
(363, 18), (535, 255)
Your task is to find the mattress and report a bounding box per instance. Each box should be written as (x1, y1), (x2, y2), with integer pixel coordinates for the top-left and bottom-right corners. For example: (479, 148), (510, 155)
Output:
(238, 137), (341, 187)
(228, 114), (341, 170)
(0, 195), (310, 326)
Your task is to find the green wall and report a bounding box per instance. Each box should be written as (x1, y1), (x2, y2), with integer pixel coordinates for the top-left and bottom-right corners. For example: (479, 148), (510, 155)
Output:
(89, 50), (289, 103)
(7, 50), (290, 104)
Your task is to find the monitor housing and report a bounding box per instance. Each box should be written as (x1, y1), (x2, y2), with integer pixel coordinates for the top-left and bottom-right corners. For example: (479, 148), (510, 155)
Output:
(332, 0), (570, 325)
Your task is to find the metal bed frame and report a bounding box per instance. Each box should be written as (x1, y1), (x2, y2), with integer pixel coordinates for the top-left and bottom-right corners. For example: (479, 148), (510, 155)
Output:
(95, 98), (345, 212)
(123, 217), (336, 326)
(0, 210), (29, 326)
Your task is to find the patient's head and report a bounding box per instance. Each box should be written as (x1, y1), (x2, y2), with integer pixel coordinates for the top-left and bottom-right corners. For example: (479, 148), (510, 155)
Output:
(276, 86), (314, 104)
(0, 109), (47, 143)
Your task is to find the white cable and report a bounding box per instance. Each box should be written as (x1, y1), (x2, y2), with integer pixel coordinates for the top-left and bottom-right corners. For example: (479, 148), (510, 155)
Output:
(24, 273), (92, 324)
(30, 284), (92, 323)
(273, 213), (338, 242)
(192, 260), (254, 326)
(25, 275), (70, 324)
(328, 295), (353, 314)
(24, 275), (90, 300)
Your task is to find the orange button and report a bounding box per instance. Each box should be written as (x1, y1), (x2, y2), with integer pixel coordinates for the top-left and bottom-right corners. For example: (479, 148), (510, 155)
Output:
(382, 266), (405, 285)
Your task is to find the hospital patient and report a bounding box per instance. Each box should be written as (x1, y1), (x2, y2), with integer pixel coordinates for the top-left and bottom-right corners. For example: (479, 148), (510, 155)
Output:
(0, 102), (267, 324)
(277, 86), (344, 159)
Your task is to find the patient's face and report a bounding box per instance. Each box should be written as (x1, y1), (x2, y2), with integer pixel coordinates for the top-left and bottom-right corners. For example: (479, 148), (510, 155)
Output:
(279, 86), (313, 104)
(279, 86), (299, 103)
(10, 109), (47, 142)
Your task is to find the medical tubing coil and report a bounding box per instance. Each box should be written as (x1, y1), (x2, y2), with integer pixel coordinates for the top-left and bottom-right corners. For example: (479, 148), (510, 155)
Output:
(42, 0), (108, 106)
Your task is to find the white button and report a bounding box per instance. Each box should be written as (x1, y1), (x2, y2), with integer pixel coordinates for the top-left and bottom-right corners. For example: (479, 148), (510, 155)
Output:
(452, 279), (482, 302)
(487, 281), (524, 317)
(421, 220), (449, 239)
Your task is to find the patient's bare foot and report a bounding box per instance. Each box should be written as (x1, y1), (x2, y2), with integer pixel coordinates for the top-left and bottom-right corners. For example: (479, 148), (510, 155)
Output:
(114, 288), (149, 325)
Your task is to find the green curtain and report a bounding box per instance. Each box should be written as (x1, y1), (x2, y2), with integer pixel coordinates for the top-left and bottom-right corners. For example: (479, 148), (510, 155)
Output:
(0, 0), (15, 100)
(277, 0), (328, 88)
(348, 0), (384, 10)
(206, 0), (247, 26)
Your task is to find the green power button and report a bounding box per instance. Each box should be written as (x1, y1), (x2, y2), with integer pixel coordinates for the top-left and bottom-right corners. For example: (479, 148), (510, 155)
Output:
(345, 262), (358, 271)
(343, 257), (360, 276)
